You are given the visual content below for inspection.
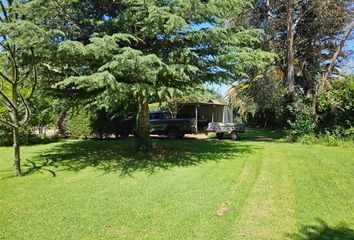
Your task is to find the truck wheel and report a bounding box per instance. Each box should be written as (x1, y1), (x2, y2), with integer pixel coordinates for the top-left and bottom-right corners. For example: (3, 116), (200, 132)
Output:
(216, 133), (224, 140)
(167, 128), (179, 139)
(230, 131), (238, 141)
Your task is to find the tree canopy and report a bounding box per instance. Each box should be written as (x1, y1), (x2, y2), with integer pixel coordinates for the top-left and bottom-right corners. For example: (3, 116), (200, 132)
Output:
(29, 0), (275, 151)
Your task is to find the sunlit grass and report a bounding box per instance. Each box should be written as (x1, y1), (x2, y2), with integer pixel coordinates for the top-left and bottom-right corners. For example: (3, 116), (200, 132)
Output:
(0, 129), (353, 239)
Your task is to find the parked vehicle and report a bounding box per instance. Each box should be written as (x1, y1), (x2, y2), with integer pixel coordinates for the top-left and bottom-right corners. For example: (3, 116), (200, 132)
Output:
(149, 110), (196, 139)
(206, 122), (245, 140)
(116, 110), (196, 139)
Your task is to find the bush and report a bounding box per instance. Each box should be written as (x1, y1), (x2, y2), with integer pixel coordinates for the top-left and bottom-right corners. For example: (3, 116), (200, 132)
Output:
(90, 109), (136, 139)
(293, 130), (354, 147)
(286, 88), (315, 140)
(90, 109), (112, 138)
(296, 134), (318, 145)
(317, 77), (354, 131)
(287, 114), (313, 138)
(67, 110), (92, 139)
(0, 133), (60, 146)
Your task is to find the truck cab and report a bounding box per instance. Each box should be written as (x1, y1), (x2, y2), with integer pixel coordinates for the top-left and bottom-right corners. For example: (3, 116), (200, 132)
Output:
(149, 110), (195, 139)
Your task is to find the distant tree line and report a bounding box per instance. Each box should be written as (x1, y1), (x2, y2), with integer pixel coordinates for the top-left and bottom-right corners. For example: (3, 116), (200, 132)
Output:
(227, 0), (354, 136)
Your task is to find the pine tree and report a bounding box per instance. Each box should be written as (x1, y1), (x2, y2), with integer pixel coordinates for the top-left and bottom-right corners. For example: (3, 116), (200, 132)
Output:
(29, 0), (275, 152)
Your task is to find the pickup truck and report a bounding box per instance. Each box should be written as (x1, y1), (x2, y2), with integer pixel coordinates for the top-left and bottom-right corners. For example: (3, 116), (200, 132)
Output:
(115, 110), (196, 139)
(149, 110), (196, 139)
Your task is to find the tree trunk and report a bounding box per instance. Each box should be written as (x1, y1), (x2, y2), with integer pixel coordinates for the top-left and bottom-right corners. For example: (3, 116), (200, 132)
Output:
(286, 0), (295, 89)
(136, 94), (151, 152)
(13, 127), (21, 176)
(57, 111), (69, 138)
(12, 82), (21, 176)
(311, 85), (318, 129)
(263, 111), (269, 128)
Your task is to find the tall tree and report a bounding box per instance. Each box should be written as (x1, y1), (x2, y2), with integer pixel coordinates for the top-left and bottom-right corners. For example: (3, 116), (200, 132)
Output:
(34, 0), (275, 151)
(0, 0), (36, 175)
(0, 0), (58, 175)
(226, 0), (353, 128)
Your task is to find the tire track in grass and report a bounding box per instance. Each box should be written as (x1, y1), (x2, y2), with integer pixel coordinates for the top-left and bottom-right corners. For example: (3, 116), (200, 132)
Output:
(193, 144), (264, 239)
(147, 143), (252, 240)
(226, 143), (296, 240)
(99, 145), (251, 240)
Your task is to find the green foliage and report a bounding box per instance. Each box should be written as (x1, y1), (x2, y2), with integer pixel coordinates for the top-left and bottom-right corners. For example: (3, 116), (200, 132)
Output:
(227, 67), (286, 127)
(0, 128), (60, 146)
(27, 90), (58, 133)
(286, 78), (354, 144)
(90, 110), (112, 139)
(67, 110), (92, 139)
(41, 0), (275, 109)
(317, 76), (354, 131)
(286, 89), (314, 138)
(287, 115), (314, 139)
(227, 0), (353, 129)
(295, 132), (354, 147)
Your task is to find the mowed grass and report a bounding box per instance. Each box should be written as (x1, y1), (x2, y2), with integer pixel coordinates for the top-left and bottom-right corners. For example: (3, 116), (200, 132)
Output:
(0, 129), (353, 240)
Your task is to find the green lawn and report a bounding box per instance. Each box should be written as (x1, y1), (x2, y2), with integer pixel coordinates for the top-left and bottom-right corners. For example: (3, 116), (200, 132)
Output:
(1, 129), (353, 239)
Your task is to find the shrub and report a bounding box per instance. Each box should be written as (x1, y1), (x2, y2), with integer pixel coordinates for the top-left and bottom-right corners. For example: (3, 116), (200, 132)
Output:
(286, 88), (315, 140)
(0, 133), (60, 146)
(67, 110), (92, 139)
(317, 77), (354, 131)
(293, 130), (353, 147)
(287, 114), (313, 137)
(90, 109), (112, 138)
(90, 109), (136, 139)
(296, 134), (318, 145)
(319, 132), (340, 146)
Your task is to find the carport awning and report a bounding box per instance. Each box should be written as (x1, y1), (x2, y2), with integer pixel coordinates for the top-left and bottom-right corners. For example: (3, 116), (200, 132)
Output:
(177, 101), (233, 131)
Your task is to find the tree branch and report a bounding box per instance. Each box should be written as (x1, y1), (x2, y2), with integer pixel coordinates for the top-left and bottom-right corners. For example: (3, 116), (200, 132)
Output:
(0, 88), (16, 110)
(292, 8), (309, 31)
(323, 19), (354, 84)
(0, 71), (13, 84)
(0, 1), (9, 22)
(7, 44), (19, 83)
(28, 47), (38, 99)
(19, 93), (31, 126)
(0, 118), (16, 128)
(51, 0), (83, 28)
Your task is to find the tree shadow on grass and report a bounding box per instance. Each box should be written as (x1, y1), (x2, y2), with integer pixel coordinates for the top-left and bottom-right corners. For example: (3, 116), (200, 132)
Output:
(290, 219), (354, 240)
(240, 127), (287, 142)
(22, 139), (255, 177)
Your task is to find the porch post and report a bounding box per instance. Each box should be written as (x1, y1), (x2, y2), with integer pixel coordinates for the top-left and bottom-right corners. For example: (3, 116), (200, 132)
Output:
(212, 105), (215, 123)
